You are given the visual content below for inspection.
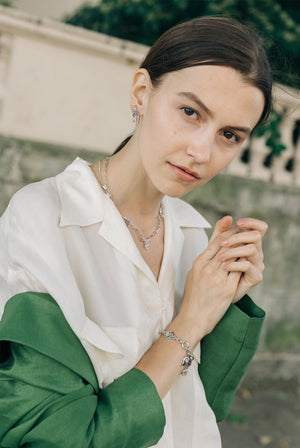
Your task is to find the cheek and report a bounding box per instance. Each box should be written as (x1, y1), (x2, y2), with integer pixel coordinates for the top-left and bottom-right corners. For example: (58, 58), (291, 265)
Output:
(210, 149), (239, 172)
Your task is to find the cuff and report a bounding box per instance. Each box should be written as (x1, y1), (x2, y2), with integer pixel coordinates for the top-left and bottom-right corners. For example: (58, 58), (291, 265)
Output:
(95, 368), (166, 448)
(198, 295), (265, 422)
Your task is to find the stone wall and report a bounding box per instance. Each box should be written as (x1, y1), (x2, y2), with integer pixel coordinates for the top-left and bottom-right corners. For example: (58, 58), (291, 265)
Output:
(1, 135), (299, 385)
(0, 6), (299, 188)
(184, 175), (300, 385)
(0, 6), (146, 152)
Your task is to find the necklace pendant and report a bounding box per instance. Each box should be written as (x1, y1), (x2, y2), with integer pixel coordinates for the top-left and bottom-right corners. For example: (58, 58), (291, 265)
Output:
(99, 158), (163, 251)
(103, 184), (111, 198)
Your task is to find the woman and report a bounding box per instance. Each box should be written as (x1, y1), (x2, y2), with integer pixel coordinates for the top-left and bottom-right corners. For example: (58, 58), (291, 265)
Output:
(0, 16), (270, 448)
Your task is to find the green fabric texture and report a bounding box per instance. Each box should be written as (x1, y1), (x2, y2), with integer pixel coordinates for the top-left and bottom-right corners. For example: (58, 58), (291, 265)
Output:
(0, 292), (166, 448)
(198, 294), (265, 422)
(0, 291), (265, 445)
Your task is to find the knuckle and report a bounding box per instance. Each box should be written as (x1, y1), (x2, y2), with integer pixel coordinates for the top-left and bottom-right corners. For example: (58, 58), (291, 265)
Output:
(205, 245), (214, 256)
(245, 261), (252, 270)
(255, 230), (261, 241)
(257, 272), (263, 283)
(254, 230), (261, 240)
(203, 265), (213, 276)
(212, 235), (222, 247)
(249, 244), (256, 255)
(192, 258), (201, 271)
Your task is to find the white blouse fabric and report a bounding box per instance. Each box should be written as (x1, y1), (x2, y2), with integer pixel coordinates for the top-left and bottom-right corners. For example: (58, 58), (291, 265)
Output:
(0, 157), (221, 447)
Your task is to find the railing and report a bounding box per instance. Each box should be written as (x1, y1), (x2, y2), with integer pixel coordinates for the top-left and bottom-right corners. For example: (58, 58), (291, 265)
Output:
(225, 84), (300, 187)
(0, 6), (299, 187)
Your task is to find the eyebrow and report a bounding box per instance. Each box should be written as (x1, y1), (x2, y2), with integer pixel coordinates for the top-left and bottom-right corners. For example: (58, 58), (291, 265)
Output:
(177, 91), (251, 135)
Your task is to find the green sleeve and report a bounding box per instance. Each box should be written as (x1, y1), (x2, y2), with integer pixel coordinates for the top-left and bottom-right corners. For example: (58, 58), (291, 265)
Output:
(0, 292), (165, 448)
(198, 294), (265, 422)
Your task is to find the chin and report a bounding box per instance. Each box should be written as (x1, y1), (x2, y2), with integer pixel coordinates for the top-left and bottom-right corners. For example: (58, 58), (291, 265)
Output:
(157, 182), (196, 198)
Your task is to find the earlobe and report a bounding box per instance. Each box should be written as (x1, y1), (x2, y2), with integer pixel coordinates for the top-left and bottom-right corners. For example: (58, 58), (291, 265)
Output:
(130, 68), (152, 115)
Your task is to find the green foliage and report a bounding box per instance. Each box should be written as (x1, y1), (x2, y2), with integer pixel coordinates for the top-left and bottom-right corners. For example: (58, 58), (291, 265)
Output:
(65, 0), (208, 46)
(0, 0), (13, 6)
(254, 109), (287, 156)
(65, 0), (299, 88)
(65, 0), (300, 156)
(206, 0), (299, 88)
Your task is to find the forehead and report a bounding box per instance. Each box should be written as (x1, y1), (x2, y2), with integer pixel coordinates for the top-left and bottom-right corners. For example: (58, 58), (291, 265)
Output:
(155, 65), (265, 128)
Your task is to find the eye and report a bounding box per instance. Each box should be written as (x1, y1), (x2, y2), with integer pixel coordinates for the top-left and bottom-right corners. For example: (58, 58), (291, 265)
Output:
(222, 130), (240, 143)
(182, 107), (199, 120)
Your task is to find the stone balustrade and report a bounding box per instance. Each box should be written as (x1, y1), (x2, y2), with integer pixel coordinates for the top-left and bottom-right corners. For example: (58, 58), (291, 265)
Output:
(0, 5), (299, 187)
(225, 84), (300, 187)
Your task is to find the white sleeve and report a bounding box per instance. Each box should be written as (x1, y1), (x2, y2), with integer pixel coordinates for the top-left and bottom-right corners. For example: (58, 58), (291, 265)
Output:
(0, 193), (48, 315)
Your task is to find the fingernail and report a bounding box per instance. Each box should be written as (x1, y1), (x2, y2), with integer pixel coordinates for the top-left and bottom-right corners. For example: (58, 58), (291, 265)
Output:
(221, 240), (229, 247)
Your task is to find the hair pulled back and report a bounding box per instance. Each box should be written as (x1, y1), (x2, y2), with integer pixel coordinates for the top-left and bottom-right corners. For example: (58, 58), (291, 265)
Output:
(114, 16), (272, 153)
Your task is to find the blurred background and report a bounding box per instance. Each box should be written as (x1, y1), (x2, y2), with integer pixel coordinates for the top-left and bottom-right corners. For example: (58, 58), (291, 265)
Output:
(0, 1), (299, 446)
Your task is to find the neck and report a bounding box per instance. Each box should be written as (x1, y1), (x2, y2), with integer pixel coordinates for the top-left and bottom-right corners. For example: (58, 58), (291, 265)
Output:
(96, 137), (164, 220)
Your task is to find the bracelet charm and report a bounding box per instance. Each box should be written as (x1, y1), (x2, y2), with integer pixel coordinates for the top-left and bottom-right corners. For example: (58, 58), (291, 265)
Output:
(159, 330), (195, 376)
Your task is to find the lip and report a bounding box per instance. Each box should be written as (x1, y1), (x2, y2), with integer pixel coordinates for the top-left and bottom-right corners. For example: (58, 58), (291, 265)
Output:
(168, 162), (200, 182)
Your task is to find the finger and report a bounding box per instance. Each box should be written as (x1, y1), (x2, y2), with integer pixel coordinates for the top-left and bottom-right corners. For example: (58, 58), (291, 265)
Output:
(223, 256), (265, 273)
(210, 216), (233, 242)
(195, 218), (241, 269)
(194, 240), (228, 271)
(222, 260), (263, 285)
(226, 269), (242, 291)
(221, 230), (262, 249)
(217, 243), (261, 263)
(236, 218), (268, 237)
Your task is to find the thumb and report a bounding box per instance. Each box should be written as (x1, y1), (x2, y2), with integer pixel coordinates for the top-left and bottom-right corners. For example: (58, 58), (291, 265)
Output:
(210, 215), (233, 242)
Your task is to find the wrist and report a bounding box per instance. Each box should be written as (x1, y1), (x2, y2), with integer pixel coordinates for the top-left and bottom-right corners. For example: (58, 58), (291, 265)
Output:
(166, 315), (204, 351)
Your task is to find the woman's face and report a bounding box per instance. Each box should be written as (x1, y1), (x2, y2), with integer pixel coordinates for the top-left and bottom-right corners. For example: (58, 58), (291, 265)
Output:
(133, 65), (265, 198)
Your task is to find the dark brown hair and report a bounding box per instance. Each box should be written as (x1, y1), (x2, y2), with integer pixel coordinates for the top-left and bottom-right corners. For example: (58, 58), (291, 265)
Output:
(114, 16), (272, 153)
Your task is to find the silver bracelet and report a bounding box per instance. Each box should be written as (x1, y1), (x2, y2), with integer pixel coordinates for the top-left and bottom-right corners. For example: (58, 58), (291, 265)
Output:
(159, 330), (195, 376)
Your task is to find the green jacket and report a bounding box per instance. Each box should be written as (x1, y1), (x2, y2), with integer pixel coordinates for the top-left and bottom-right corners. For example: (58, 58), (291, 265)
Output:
(0, 292), (265, 448)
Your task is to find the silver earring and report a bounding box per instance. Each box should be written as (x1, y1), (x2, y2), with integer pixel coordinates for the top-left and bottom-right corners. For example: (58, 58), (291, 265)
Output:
(132, 105), (140, 125)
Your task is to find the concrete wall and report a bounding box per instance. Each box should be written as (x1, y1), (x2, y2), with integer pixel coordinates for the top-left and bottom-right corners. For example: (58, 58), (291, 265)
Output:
(14, 0), (99, 20)
(0, 135), (299, 385)
(185, 174), (300, 386)
(0, 6), (147, 152)
(0, 7), (299, 188)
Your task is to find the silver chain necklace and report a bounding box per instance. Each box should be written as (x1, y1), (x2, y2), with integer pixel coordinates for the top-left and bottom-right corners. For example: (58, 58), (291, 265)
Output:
(98, 157), (163, 250)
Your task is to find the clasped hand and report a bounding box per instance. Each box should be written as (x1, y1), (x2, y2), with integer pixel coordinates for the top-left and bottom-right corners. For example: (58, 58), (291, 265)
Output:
(179, 215), (267, 341)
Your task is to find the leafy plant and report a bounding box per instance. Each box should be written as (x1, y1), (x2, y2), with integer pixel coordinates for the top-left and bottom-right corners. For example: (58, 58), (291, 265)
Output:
(254, 109), (287, 160)
(65, 0), (300, 89)
(65, 0), (299, 159)
(0, 0), (13, 6)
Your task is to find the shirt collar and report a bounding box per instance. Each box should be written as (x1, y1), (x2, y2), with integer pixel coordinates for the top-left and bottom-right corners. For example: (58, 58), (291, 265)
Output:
(57, 157), (106, 227)
(56, 157), (211, 230)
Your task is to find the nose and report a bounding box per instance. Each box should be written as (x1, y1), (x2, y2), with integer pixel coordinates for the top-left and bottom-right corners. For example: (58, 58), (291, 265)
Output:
(186, 127), (214, 163)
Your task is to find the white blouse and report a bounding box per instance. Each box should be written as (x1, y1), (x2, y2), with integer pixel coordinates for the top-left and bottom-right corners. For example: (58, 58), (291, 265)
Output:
(0, 157), (221, 447)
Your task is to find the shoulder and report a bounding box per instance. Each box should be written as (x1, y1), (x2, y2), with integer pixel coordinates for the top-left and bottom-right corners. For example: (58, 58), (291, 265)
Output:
(7, 176), (60, 230)
(4, 157), (94, 230)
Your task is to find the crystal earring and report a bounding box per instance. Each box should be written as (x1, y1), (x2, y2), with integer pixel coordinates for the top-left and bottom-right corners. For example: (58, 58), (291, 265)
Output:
(132, 105), (140, 125)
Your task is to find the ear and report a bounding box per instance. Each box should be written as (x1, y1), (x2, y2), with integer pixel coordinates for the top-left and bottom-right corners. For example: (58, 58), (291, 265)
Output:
(130, 68), (152, 116)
